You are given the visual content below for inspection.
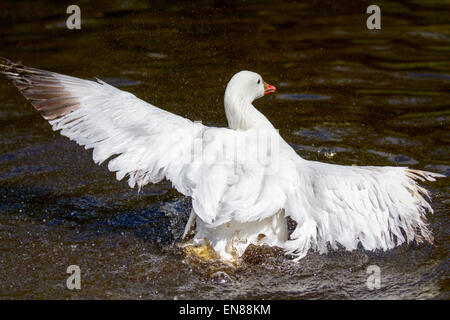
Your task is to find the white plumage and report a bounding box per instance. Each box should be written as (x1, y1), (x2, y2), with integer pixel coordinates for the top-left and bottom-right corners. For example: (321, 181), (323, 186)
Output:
(0, 58), (444, 262)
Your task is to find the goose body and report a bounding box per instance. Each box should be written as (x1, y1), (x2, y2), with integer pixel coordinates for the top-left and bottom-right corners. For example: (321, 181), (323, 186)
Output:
(0, 58), (444, 262)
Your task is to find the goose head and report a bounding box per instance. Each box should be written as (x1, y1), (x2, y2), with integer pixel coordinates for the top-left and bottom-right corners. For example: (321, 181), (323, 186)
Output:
(224, 71), (276, 130)
(225, 70), (276, 103)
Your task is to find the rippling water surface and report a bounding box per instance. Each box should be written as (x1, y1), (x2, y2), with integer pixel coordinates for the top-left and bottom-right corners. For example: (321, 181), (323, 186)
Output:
(0, 0), (448, 299)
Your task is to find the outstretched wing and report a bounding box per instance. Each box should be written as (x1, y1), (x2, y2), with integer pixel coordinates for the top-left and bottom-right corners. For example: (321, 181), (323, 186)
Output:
(284, 160), (444, 260)
(0, 58), (291, 226)
(0, 57), (206, 194)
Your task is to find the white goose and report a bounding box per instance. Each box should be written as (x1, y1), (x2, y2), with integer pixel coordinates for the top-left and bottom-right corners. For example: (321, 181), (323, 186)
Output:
(0, 58), (444, 262)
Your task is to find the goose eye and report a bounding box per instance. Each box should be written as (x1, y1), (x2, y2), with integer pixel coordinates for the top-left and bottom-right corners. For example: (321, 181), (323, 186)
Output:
(257, 79), (261, 84)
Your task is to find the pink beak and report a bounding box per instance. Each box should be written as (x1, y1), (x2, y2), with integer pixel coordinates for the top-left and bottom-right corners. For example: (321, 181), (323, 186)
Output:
(264, 81), (276, 95)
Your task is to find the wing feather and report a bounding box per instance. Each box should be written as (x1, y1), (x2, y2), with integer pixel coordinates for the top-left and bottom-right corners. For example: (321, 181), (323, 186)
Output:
(283, 161), (444, 260)
(0, 57), (205, 191)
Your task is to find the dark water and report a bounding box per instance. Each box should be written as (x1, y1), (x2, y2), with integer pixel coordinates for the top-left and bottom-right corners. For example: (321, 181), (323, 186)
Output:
(0, 0), (448, 299)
